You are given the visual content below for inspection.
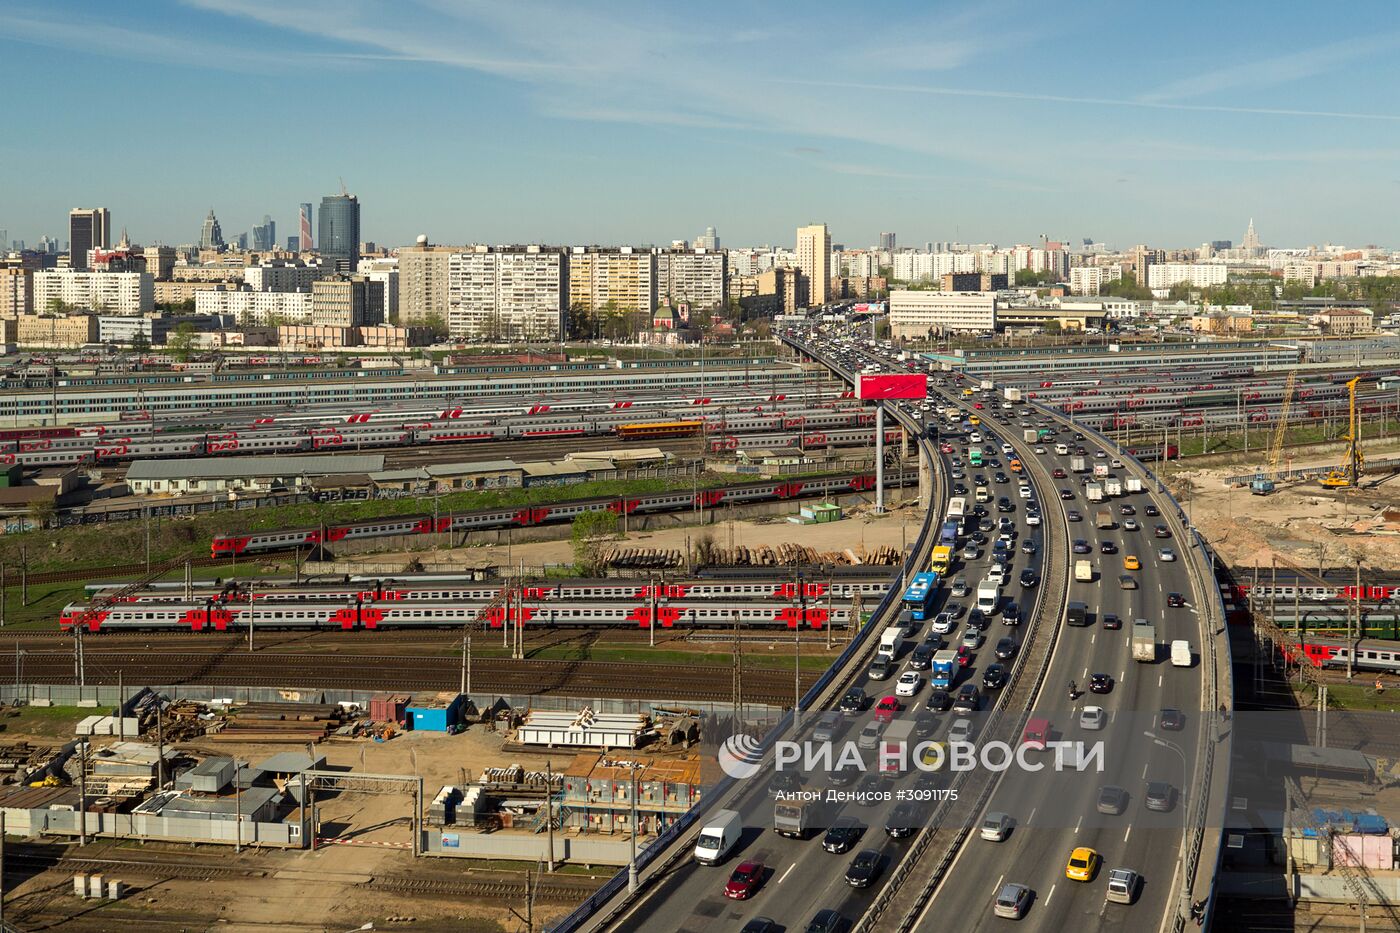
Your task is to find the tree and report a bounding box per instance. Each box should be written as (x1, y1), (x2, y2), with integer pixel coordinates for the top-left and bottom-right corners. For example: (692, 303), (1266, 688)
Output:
(571, 509), (622, 575)
(167, 322), (197, 362)
(1014, 269), (1059, 287)
(130, 332), (151, 356)
(1099, 275), (1152, 301)
(27, 497), (57, 531)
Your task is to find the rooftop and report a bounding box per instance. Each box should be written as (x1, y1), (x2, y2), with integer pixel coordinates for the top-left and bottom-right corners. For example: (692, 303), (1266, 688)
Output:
(563, 752), (703, 786)
(128, 454), (385, 481)
(255, 752), (324, 775)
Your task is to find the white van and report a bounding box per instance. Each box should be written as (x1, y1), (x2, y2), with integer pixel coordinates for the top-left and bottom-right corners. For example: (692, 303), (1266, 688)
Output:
(694, 808), (742, 865)
(1055, 443), (1069, 455)
(1170, 640), (1193, 668)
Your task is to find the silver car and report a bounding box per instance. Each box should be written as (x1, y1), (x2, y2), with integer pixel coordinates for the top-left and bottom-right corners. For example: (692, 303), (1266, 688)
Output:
(857, 721), (884, 749)
(994, 882), (1032, 919)
(980, 811), (1012, 842)
(1105, 868), (1140, 905)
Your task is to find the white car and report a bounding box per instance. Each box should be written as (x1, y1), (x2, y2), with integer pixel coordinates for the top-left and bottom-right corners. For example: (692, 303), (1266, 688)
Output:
(1034, 446), (1047, 454)
(987, 563), (1008, 585)
(1017, 485), (1032, 499)
(931, 612), (956, 635)
(896, 671), (923, 697)
(1122, 518), (1138, 531)
(1025, 511), (1041, 526)
(1158, 547), (1177, 562)
(949, 718), (975, 743)
(1079, 706), (1106, 731)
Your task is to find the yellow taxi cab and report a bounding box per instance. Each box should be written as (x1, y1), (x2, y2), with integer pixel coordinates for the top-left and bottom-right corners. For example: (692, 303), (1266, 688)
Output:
(1065, 846), (1100, 882)
(1009, 459), (1022, 473)
(919, 742), (945, 769)
(1123, 555), (1141, 571)
(968, 415), (981, 425)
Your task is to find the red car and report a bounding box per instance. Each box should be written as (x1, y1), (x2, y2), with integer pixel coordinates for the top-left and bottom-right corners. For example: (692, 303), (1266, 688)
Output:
(874, 695), (902, 723)
(940, 443), (955, 454)
(956, 645), (973, 667)
(1052, 468), (1067, 478)
(724, 860), (765, 899)
(973, 402), (984, 409)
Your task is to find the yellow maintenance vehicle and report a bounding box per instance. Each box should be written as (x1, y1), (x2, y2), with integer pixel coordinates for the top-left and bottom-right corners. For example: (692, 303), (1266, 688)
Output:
(1319, 376), (1363, 489)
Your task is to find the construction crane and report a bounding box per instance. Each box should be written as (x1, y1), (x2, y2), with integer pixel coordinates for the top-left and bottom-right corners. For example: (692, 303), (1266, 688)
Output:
(1251, 370), (1296, 495)
(1318, 376), (1363, 488)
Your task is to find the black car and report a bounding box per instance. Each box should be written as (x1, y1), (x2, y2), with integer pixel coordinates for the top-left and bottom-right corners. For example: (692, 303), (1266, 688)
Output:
(1100, 541), (1117, 554)
(997, 498), (1014, 513)
(1020, 539), (1038, 555)
(953, 683), (981, 712)
(769, 772), (802, 797)
(914, 715), (939, 739)
(973, 506), (989, 519)
(829, 766), (860, 787)
(1072, 539), (1091, 554)
(839, 687), (868, 714)
(909, 645), (934, 670)
(1145, 504), (1160, 516)
(1060, 488), (1075, 500)
(995, 637), (1018, 660)
(925, 689), (952, 712)
(844, 849), (883, 888)
(952, 484), (968, 496)
(1154, 524), (1171, 538)
(885, 801), (924, 839)
(742, 920), (779, 933)
(1089, 672), (1113, 694)
(1019, 569), (1038, 588)
(982, 663), (1007, 689)
(1097, 785), (1129, 815)
(854, 774), (883, 805)
(868, 657), (893, 680)
(1101, 613), (1122, 630)
(1066, 509), (1083, 522)
(970, 531), (988, 545)
(1001, 603), (1022, 626)
(1145, 781), (1176, 812)
(977, 518), (994, 532)
(1167, 592), (1185, 608)
(1160, 708), (1186, 731)
(1120, 504), (1136, 515)
(805, 908), (849, 933)
(823, 816), (865, 853)
(995, 473), (1010, 483)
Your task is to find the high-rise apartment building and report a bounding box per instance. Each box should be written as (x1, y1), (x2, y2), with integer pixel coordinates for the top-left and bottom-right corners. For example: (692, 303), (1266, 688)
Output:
(695, 226), (720, 250)
(34, 271), (155, 315)
(656, 248), (727, 309)
(311, 275), (381, 327)
(68, 208), (110, 271)
(199, 209), (225, 251)
(244, 262), (329, 293)
(796, 223), (831, 307)
(879, 232), (896, 251)
(299, 203), (313, 253)
(567, 247), (657, 314)
(397, 240), (456, 326)
(318, 193), (360, 273)
(142, 246), (178, 281)
(448, 245), (566, 340)
(357, 258), (400, 321)
(0, 268), (34, 316)
(251, 215), (276, 252)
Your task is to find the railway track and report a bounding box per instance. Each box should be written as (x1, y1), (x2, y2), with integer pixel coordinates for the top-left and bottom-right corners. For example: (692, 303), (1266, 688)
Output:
(19, 551), (299, 587)
(14, 650), (817, 704)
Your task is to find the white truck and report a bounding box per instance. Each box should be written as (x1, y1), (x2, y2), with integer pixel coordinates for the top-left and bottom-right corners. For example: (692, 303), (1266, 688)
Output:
(1070, 456), (1088, 473)
(1132, 621), (1157, 662)
(980, 379), (994, 391)
(1171, 640), (1193, 667)
(1023, 429), (1039, 443)
(774, 800), (812, 838)
(1125, 476), (1143, 493)
(1074, 560), (1094, 583)
(1003, 387), (1023, 402)
(1093, 463), (1110, 479)
(880, 719), (916, 773)
(878, 625), (905, 661)
(1085, 483), (1104, 503)
(694, 809), (742, 864)
(977, 579), (1000, 614)
(1103, 478), (1123, 497)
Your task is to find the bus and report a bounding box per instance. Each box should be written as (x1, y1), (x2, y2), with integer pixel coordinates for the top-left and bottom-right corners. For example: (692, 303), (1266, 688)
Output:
(930, 545), (952, 574)
(902, 572), (940, 621)
(947, 497), (967, 523)
(969, 449), (984, 467)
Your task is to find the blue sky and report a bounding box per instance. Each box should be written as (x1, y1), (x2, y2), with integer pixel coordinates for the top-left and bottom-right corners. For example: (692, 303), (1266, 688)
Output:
(4, 0), (1400, 251)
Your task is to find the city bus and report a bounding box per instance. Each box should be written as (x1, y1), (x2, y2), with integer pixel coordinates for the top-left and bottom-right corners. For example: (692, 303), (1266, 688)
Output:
(902, 572), (940, 621)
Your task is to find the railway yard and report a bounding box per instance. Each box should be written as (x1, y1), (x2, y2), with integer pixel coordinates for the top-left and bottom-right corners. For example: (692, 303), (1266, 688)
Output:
(3, 333), (1400, 931)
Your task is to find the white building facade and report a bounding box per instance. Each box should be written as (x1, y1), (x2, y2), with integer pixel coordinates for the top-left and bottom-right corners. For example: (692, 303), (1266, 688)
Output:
(34, 271), (154, 314)
(890, 290), (997, 338)
(194, 289), (313, 325)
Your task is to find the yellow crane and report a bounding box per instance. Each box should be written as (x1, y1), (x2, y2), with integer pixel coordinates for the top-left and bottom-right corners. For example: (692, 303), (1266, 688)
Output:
(1319, 376), (1363, 488)
(1251, 370), (1296, 495)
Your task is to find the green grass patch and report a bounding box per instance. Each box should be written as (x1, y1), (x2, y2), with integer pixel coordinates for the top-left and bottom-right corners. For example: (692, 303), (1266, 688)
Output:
(514, 644), (837, 670)
(0, 705), (94, 738)
(1300, 682), (1400, 713)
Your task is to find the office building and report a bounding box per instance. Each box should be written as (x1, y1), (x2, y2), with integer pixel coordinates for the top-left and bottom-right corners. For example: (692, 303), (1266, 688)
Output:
(890, 290), (997, 338)
(251, 215), (276, 252)
(695, 226), (720, 250)
(195, 289), (313, 325)
(244, 262), (329, 293)
(34, 271), (154, 315)
(796, 223), (831, 306)
(357, 258), (400, 320)
(142, 246), (177, 281)
(311, 275), (380, 327)
(15, 312), (99, 347)
(754, 267), (805, 314)
(1242, 219), (1261, 252)
(656, 248), (726, 309)
(879, 232), (896, 251)
(0, 268), (35, 315)
(199, 209), (225, 251)
(318, 193), (361, 272)
(398, 240), (456, 326)
(298, 203), (313, 252)
(567, 247), (656, 314)
(1145, 263), (1228, 292)
(68, 208), (110, 271)
(449, 245), (566, 340)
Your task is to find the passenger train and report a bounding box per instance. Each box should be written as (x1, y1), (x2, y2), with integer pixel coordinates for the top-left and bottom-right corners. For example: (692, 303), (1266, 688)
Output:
(210, 471), (906, 557)
(1287, 636), (1400, 673)
(60, 598), (858, 632)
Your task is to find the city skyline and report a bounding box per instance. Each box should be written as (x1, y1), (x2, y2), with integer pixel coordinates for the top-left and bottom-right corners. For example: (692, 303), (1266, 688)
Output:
(4, 2), (1400, 248)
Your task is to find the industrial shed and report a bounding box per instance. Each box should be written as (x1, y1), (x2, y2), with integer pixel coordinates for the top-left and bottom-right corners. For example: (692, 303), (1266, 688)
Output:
(516, 709), (648, 749)
(127, 454), (385, 495)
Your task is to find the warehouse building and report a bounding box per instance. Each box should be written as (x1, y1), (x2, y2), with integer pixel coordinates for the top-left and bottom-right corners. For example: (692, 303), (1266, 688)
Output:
(560, 752), (705, 834)
(126, 454), (385, 495)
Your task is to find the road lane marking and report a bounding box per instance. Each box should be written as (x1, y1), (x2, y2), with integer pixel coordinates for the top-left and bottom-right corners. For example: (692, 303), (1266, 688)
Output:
(1074, 815), (1082, 833)
(1091, 632), (1097, 644)
(1141, 762), (1149, 779)
(1124, 825), (1132, 843)
(1027, 808), (1037, 825)
(1159, 674), (1163, 687)
(779, 862), (796, 884)
(994, 873), (1004, 895)
(1045, 883), (1057, 906)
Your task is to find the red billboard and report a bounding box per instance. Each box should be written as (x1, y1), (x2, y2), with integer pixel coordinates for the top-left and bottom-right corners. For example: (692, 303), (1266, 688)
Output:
(856, 374), (928, 400)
